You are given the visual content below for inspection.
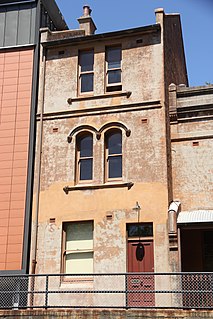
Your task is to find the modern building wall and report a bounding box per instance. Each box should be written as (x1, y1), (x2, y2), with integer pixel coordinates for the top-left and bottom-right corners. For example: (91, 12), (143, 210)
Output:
(0, 0), (67, 274)
(0, 2), (37, 47)
(0, 47), (33, 271)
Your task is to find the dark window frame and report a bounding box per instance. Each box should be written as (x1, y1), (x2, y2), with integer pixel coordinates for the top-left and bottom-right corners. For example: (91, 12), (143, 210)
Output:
(105, 129), (122, 181)
(78, 49), (94, 94)
(76, 132), (93, 183)
(105, 46), (122, 92)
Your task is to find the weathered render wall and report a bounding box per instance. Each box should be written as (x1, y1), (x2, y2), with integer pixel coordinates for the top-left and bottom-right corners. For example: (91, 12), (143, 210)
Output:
(170, 85), (213, 211)
(31, 9), (189, 295)
(34, 110), (169, 274)
(40, 33), (162, 114)
(155, 9), (188, 206)
(32, 21), (172, 279)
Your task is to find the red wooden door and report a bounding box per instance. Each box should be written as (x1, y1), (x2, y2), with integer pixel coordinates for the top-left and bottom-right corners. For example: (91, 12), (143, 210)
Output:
(127, 240), (155, 307)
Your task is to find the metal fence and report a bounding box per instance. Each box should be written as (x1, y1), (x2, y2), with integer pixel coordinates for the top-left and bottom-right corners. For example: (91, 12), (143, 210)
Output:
(0, 272), (212, 309)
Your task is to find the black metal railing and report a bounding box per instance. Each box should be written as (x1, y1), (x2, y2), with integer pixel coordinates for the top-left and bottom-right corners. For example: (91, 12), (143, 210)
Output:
(0, 272), (212, 309)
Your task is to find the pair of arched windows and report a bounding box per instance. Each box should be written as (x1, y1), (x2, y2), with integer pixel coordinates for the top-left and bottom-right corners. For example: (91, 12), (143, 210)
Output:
(76, 129), (122, 182)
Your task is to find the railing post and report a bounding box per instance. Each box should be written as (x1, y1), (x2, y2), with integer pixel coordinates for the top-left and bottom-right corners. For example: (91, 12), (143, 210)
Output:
(45, 275), (49, 308)
(12, 277), (20, 309)
(125, 273), (128, 309)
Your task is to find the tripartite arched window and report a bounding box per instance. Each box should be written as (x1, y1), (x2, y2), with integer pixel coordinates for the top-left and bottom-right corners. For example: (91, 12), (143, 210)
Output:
(76, 132), (93, 181)
(105, 129), (122, 180)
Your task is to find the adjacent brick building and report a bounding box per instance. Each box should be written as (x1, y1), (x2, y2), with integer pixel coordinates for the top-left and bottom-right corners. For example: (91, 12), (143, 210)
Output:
(169, 83), (213, 272)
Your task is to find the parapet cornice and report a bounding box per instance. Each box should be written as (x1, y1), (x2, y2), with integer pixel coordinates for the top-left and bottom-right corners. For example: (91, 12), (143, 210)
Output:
(177, 85), (213, 97)
(41, 24), (161, 48)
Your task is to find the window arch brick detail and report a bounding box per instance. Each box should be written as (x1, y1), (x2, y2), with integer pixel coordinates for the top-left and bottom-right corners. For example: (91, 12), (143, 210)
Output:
(67, 122), (131, 143)
(67, 125), (98, 143)
(98, 122), (131, 138)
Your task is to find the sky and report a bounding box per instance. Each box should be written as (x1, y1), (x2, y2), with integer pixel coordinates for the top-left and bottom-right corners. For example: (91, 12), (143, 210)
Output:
(55, 0), (213, 87)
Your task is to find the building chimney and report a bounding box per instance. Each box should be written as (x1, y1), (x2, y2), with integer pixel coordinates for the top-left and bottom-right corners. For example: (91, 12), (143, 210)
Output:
(78, 5), (97, 36)
(83, 5), (91, 16)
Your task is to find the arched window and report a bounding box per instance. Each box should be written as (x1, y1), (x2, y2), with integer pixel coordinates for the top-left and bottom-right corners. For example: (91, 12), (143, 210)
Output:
(76, 132), (93, 181)
(105, 129), (122, 180)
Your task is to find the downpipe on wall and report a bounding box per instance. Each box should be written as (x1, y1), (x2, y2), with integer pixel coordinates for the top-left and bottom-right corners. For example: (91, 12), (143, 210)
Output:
(31, 46), (46, 275)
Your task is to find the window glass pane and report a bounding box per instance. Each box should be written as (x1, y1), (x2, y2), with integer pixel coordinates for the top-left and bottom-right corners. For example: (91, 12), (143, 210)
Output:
(66, 222), (93, 251)
(80, 158), (92, 180)
(65, 252), (93, 274)
(107, 132), (122, 155)
(108, 70), (121, 84)
(81, 73), (93, 92)
(107, 47), (121, 69)
(127, 223), (153, 237)
(79, 135), (93, 157)
(108, 155), (122, 178)
(80, 50), (94, 72)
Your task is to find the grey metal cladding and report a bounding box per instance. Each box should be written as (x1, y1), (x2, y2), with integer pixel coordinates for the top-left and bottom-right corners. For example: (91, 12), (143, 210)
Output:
(30, 4), (36, 44)
(0, 8), (6, 47)
(0, 2), (36, 48)
(17, 4), (32, 45)
(4, 5), (19, 46)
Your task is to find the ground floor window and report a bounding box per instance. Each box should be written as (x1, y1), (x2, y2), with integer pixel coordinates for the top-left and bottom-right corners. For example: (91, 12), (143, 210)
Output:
(62, 221), (93, 274)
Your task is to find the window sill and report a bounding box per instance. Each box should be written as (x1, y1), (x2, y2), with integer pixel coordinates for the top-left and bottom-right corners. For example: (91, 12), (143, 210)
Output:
(67, 91), (132, 105)
(63, 181), (134, 194)
(60, 276), (93, 288)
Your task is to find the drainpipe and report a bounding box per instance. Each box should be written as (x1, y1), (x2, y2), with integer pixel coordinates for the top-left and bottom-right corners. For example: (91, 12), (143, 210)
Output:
(31, 43), (46, 275)
(168, 201), (181, 235)
(168, 201), (181, 272)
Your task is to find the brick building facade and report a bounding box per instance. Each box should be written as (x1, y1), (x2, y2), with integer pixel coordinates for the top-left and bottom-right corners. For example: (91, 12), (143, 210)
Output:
(30, 6), (213, 308)
(0, 0), (211, 310)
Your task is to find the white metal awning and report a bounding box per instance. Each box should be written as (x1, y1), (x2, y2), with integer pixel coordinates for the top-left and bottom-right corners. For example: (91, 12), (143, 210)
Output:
(177, 210), (213, 224)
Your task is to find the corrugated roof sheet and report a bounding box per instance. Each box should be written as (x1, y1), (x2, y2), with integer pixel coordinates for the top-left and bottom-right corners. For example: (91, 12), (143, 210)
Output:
(177, 210), (213, 224)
